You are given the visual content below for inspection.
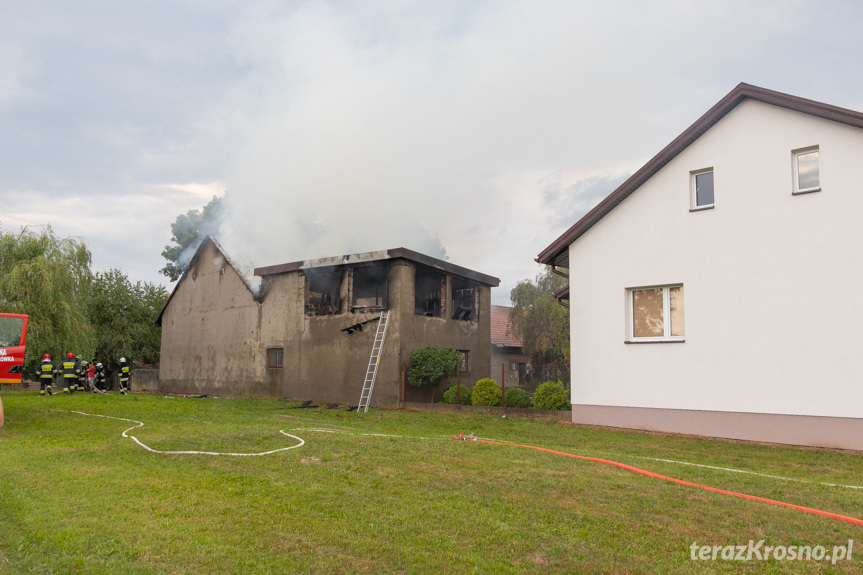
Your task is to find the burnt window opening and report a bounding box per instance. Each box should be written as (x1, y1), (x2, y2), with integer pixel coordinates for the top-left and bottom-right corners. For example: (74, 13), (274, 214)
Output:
(415, 266), (446, 317)
(305, 269), (341, 316)
(267, 348), (284, 368)
(351, 264), (387, 313)
(451, 278), (478, 321)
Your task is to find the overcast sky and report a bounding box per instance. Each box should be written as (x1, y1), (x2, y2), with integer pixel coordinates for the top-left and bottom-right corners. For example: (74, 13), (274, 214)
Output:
(3, 0), (863, 304)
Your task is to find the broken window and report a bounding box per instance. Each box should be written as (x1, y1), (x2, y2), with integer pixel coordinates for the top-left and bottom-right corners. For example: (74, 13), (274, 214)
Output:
(305, 269), (342, 316)
(351, 264), (387, 313)
(415, 266), (446, 317)
(451, 278), (478, 321)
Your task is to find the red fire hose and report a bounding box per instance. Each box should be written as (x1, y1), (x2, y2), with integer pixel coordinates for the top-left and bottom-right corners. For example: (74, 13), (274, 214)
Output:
(453, 433), (863, 527)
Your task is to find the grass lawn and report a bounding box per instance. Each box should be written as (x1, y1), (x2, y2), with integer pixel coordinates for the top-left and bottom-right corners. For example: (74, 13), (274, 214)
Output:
(1, 387), (861, 574)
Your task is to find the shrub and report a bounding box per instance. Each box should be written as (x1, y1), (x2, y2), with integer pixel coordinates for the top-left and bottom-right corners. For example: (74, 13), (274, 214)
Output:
(407, 347), (464, 402)
(441, 384), (472, 405)
(503, 387), (531, 408)
(471, 378), (502, 407)
(533, 381), (571, 410)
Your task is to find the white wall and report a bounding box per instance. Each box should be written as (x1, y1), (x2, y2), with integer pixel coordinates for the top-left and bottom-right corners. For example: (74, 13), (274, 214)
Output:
(569, 100), (863, 418)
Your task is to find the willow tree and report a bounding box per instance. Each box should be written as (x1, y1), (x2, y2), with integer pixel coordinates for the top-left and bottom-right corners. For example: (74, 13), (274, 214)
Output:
(509, 267), (570, 386)
(0, 225), (94, 375)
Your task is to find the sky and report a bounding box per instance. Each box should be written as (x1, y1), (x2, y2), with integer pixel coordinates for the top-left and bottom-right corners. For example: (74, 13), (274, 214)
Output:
(2, 0), (863, 305)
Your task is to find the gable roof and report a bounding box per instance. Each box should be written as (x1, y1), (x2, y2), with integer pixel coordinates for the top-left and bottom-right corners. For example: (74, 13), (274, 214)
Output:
(536, 83), (863, 269)
(155, 236), (258, 326)
(254, 247), (500, 287)
(490, 305), (523, 348)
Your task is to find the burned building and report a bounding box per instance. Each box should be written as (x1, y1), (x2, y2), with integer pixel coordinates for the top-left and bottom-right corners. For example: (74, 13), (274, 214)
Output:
(155, 237), (499, 405)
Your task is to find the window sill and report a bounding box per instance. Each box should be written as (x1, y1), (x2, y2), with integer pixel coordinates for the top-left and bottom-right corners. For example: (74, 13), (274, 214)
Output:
(689, 204), (714, 212)
(625, 339), (685, 344)
(792, 187), (821, 196)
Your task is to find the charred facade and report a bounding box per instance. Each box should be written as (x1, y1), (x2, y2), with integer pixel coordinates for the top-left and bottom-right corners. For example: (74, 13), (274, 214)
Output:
(156, 239), (499, 406)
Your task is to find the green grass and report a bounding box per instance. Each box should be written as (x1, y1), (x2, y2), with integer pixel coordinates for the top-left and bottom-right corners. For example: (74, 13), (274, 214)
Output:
(1, 387), (861, 574)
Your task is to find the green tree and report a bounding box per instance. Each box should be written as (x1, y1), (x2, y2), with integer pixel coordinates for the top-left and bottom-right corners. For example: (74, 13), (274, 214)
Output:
(160, 195), (224, 281)
(0, 225), (95, 375)
(87, 268), (168, 369)
(509, 267), (570, 385)
(407, 346), (464, 402)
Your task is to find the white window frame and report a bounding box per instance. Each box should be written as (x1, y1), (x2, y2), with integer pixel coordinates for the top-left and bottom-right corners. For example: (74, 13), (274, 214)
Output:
(792, 145), (821, 195)
(690, 168), (715, 211)
(627, 285), (685, 343)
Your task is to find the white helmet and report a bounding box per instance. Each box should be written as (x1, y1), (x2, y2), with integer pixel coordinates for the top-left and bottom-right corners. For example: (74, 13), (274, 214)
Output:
(120, 357), (126, 363)
(96, 363), (102, 368)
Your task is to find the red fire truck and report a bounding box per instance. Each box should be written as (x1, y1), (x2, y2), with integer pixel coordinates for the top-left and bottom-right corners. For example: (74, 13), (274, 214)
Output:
(1, 313), (29, 427)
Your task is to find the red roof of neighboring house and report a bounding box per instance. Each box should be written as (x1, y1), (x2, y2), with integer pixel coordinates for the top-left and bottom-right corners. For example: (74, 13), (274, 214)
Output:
(491, 305), (523, 348)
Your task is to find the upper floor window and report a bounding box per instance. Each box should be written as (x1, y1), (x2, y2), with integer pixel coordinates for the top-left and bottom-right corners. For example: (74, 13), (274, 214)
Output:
(415, 266), (445, 317)
(627, 285), (685, 342)
(793, 146), (820, 194)
(690, 168), (714, 210)
(451, 278), (478, 321)
(352, 264), (387, 313)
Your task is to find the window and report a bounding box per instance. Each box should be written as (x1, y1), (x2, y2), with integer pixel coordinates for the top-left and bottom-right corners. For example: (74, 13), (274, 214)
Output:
(415, 266), (445, 317)
(451, 277), (478, 321)
(267, 348), (284, 368)
(458, 350), (470, 373)
(305, 269), (342, 316)
(793, 146), (820, 194)
(628, 285), (684, 342)
(690, 168), (714, 210)
(352, 264), (387, 312)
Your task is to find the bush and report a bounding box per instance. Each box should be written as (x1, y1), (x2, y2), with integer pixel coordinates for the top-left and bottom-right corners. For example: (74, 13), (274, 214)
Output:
(503, 387), (531, 408)
(441, 384), (472, 405)
(471, 378), (502, 407)
(532, 381), (571, 410)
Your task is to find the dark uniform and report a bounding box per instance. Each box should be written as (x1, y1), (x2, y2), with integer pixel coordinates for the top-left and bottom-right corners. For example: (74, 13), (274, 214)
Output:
(39, 355), (54, 395)
(94, 363), (107, 390)
(78, 359), (89, 391)
(118, 358), (130, 395)
(62, 354), (77, 394)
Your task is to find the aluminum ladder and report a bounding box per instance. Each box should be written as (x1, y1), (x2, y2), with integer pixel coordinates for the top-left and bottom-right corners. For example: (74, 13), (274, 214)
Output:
(357, 310), (390, 413)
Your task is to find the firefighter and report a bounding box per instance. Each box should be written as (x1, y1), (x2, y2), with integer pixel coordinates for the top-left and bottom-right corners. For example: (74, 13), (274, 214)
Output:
(94, 363), (107, 391)
(39, 354), (54, 396)
(78, 358), (89, 391)
(62, 353), (77, 394)
(118, 357), (130, 395)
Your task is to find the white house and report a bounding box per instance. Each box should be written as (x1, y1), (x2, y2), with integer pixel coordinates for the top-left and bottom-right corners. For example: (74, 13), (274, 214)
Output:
(537, 83), (863, 450)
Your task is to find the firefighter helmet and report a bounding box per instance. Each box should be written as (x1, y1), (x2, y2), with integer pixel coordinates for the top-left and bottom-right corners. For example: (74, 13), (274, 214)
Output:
(67, 352), (74, 358)
(120, 357), (126, 363)
(43, 354), (50, 360)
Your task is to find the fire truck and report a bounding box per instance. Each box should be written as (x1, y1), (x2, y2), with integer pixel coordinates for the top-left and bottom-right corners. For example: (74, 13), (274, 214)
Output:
(0, 313), (29, 427)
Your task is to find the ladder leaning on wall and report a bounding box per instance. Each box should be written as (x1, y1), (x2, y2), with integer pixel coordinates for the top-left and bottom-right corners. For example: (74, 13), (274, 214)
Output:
(357, 310), (391, 413)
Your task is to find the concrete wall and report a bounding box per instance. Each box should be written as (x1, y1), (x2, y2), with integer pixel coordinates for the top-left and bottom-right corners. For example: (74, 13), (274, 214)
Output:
(159, 249), (494, 406)
(158, 240), (266, 396)
(490, 348), (530, 389)
(566, 100), (863, 445)
(130, 368), (159, 392)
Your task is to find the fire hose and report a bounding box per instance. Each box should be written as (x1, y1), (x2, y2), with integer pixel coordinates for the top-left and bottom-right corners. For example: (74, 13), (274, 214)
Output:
(453, 432), (863, 527)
